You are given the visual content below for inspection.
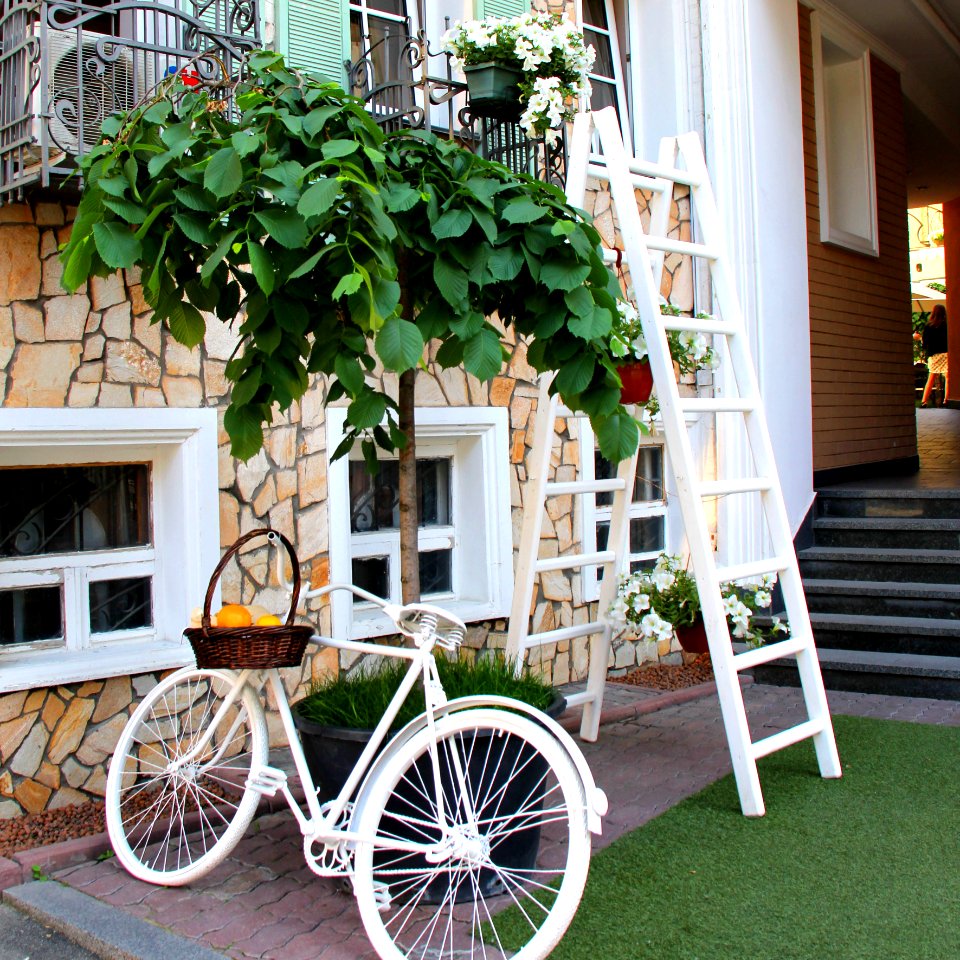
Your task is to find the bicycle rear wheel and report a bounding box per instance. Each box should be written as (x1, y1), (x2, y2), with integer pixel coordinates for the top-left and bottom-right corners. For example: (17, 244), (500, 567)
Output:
(105, 667), (268, 885)
(353, 709), (591, 960)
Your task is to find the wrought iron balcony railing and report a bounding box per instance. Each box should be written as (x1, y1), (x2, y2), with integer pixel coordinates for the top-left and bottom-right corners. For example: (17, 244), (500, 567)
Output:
(0, 0), (259, 202)
(345, 23), (567, 187)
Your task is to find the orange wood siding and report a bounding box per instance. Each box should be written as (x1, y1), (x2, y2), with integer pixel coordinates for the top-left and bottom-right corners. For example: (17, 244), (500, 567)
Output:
(798, 4), (916, 473)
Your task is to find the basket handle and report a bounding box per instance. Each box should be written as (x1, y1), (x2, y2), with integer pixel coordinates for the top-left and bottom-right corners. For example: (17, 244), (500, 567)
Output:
(201, 528), (302, 634)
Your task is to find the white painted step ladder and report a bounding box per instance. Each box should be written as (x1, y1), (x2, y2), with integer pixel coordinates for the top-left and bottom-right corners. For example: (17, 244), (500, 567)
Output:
(508, 107), (842, 816)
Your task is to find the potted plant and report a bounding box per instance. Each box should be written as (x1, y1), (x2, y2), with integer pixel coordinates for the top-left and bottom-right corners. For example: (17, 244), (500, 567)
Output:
(292, 653), (563, 901)
(443, 12), (595, 143)
(609, 299), (720, 407)
(608, 553), (789, 655)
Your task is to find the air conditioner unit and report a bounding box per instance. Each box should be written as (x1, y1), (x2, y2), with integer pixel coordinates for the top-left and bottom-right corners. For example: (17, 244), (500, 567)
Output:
(35, 29), (158, 157)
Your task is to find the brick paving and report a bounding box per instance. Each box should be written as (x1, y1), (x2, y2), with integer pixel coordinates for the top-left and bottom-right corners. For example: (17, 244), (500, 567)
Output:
(49, 682), (960, 959)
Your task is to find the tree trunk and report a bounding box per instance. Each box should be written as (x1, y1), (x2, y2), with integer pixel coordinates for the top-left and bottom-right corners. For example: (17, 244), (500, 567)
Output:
(397, 367), (419, 604)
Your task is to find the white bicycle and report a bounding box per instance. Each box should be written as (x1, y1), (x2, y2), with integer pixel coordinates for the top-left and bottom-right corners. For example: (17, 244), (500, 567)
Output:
(104, 533), (607, 960)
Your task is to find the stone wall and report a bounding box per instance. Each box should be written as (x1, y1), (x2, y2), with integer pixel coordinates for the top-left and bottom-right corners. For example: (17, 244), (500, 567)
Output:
(0, 154), (699, 815)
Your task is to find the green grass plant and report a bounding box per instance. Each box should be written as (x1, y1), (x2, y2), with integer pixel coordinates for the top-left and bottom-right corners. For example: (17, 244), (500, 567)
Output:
(294, 652), (555, 730)
(499, 714), (959, 959)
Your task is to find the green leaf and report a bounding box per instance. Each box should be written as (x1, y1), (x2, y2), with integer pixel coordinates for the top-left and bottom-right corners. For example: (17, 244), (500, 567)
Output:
(246, 240), (275, 296)
(449, 311), (484, 340)
(540, 259), (591, 293)
(143, 100), (172, 123)
(303, 105), (341, 138)
(322, 139), (360, 159)
(201, 229), (239, 282)
(203, 148), (243, 199)
(161, 122), (195, 155)
(92, 221), (142, 269)
(102, 197), (147, 224)
(551, 219), (576, 237)
(347, 390), (387, 429)
(569, 305), (613, 341)
(502, 199), (546, 224)
(332, 272), (364, 300)
(595, 412), (640, 464)
(224, 405), (265, 461)
(334, 353), (365, 394)
(298, 177), (340, 218)
(231, 131), (262, 157)
(371, 276), (400, 321)
(254, 209), (308, 249)
(98, 176), (129, 198)
(555, 352), (596, 396)
(100, 115), (124, 137)
(564, 286), (595, 319)
(433, 259), (468, 307)
(432, 208), (471, 240)
(231, 367), (262, 407)
(173, 213), (213, 244)
(166, 298), (206, 348)
(288, 248), (326, 280)
(383, 183), (421, 213)
(488, 246), (525, 281)
(375, 318), (424, 372)
(462, 328), (503, 381)
(435, 337), (464, 368)
(173, 185), (215, 213)
(61, 236), (95, 292)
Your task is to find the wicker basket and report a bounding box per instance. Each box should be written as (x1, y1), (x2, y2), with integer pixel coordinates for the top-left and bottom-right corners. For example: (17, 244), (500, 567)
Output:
(184, 528), (313, 669)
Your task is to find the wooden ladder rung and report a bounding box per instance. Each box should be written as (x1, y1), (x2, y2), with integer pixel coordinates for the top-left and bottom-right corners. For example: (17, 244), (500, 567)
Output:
(644, 236), (719, 260)
(546, 479), (626, 496)
(536, 550), (616, 573)
(521, 621), (607, 651)
(587, 151), (704, 188)
(732, 634), (810, 671)
(699, 477), (773, 497)
(563, 690), (599, 708)
(659, 315), (739, 337)
(679, 397), (758, 414)
(716, 556), (791, 583)
(750, 718), (828, 760)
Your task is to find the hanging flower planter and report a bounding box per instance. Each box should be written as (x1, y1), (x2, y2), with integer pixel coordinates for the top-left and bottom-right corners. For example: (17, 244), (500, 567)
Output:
(463, 62), (523, 118)
(675, 616), (710, 654)
(616, 361), (654, 405)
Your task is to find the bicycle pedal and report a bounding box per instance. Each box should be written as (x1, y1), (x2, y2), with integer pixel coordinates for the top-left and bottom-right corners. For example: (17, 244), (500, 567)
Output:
(246, 765), (288, 797)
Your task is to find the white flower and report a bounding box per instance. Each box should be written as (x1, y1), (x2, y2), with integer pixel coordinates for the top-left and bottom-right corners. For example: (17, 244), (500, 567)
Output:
(630, 334), (648, 361)
(628, 592), (651, 614)
(754, 589), (772, 608)
(608, 596), (629, 625)
(651, 569), (675, 592)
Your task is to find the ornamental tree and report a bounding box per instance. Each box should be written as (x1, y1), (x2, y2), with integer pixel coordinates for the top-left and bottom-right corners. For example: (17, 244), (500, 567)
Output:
(61, 51), (640, 601)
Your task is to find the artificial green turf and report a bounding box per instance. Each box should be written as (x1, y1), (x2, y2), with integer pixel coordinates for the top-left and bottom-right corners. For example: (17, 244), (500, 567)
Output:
(512, 715), (960, 959)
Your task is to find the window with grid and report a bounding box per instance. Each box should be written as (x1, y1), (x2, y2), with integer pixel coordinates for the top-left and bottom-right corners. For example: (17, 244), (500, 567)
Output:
(0, 409), (219, 692)
(327, 407), (512, 639)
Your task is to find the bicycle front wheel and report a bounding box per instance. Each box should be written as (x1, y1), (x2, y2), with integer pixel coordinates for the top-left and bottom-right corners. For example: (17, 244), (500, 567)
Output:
(105, 667), (268, 885)
(353, 709), (591, 960)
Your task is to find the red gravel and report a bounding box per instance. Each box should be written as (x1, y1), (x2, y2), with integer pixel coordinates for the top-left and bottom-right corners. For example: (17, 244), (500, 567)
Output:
(611, 655), (714, 691)
(0, 800), (106, 860)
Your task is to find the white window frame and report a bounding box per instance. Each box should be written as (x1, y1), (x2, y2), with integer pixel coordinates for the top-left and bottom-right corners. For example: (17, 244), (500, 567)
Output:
(576, 0), (632, 150)
(811, 11), (879, 257)
(0, 409), (219, 692)
(327, 406), (512, 639)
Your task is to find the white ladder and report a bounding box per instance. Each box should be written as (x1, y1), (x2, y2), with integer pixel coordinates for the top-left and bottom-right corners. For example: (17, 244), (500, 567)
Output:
(504, 371), (642, 742)
(510, 107), (842, 816)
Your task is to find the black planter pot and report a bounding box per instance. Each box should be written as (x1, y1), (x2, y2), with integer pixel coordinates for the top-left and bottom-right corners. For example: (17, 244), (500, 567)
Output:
(292, 693), (566, 902)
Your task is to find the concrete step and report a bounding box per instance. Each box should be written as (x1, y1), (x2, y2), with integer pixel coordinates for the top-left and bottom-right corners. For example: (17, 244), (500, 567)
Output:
(812, 516), (960, 550)
(804, 578), (960, 620)
(748, 647), (960, 700)
(816, 487), (960, 520)
(808, 611), (960, 657)
(798, 546), (960, 584)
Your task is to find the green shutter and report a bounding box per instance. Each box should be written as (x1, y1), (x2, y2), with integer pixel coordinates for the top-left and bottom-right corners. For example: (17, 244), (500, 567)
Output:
(476, 0), (528, 19)
(276, 0), (350, 86)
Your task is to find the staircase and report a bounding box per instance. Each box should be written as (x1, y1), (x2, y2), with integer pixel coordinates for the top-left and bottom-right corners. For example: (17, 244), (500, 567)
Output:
(751, 486), (960, 699)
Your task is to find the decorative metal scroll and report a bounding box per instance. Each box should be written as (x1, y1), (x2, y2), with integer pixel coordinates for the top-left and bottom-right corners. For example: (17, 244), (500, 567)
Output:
(0, 0), (260, 201)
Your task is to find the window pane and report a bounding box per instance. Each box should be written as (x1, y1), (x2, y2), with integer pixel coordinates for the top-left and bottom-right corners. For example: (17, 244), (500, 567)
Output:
(630, 516), (664, 555)
(635, 447), (664, 502)
(352, 556), (389, 602)
(582, 0), (608, 28)
(0, 586), (63, 645)
(89, 577), (152, 633)
(585, 28), (615, 80)
(594, 446), (665, 506)
(0, 464), (149, 558)
(419, 549), (452, 595)
(350, 458), (451, 532)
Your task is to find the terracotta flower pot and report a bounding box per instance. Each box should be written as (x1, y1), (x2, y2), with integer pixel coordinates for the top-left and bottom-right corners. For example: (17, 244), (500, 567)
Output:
(617, 361), (654, 405)
(675, 616), (709, 654)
